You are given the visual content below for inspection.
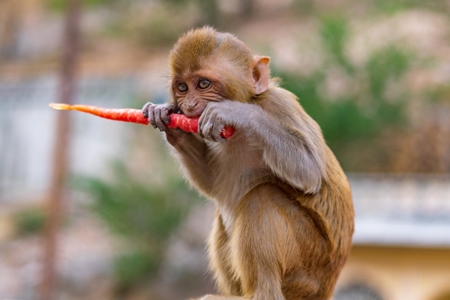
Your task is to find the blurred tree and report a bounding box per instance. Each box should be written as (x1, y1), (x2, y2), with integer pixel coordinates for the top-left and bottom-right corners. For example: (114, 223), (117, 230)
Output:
(195, 0), (220, 26)
(41, 0), (82, 299)
(77, 161), (199, 294)
(0, 0), (20, 60)
(13, 207), (47, 236)
(279, 15), (412, 171)
(240, 0), (255, 18)
(48, 0), (119, 11)
(320, 15), (354, 74)
(163, 0), (190, 5)
(373, 0), (448, 13)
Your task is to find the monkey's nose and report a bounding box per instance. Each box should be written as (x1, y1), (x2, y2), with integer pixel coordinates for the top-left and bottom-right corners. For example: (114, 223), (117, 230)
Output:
(184, 102), (202, 117)
(186, 102), (198, 110)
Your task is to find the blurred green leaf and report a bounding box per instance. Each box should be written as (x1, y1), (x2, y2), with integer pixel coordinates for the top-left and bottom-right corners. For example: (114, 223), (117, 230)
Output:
(278, 38), (411, 170)
(74, 160), (198, 290)
(319, 15), (354, 74)
(48, 0), (120, 11)
(13, 207), (46, 236)
(366, 46), (411, 99)
(114, 250), (160, 289)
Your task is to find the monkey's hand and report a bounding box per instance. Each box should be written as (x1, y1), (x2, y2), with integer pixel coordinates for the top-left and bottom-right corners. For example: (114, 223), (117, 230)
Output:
(198, 100), (253, 142)
(142, 102), (190, 147)
(142, 102), (176, 130)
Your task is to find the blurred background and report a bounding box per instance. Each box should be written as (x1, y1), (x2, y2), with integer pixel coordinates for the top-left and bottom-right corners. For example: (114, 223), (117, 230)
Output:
(1, 0), (450, 299)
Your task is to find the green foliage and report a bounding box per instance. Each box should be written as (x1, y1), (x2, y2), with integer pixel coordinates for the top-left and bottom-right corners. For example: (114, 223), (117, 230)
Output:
(133, 16), (180, 47)
(113, 250), (160, 289)
(77, 161), (198, 290)
(320, 15), (354, 74)
(162, 0), (191, 6)
(161, 0), (220, 26)
(372, 0), (448, 14)
(48, 0), (120, 12)
(102, 3), (185, 48)
(366, 46), (411, 99)
(278, 15), (413, 170)
(428, 83), (450, 106)
(374, 0), (422, 13)
(195, 0), (220, 26)
(13, 207), (46, 236)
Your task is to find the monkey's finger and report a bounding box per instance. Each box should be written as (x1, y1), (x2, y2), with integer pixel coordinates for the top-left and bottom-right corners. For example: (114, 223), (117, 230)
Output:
(201, 121), (214, 140)
(160, 105), (172, 125)
(198, 115), (207, 138)
(201, 122), (213, 139)
(141, 102), (153, 119)
(198, 106), (211, 127)
(146, 105), (158, 128)
(211, 123), (226, 143)
(209, 125), (218, 142)
(198, 115), (205, 134)
(154, 107), (167, 131)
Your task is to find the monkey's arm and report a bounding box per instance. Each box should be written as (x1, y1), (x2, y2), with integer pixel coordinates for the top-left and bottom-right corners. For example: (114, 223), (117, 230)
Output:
(169, 131), (215, 195)
(143, 102), (215, 194)
(199, 99), (327, 194)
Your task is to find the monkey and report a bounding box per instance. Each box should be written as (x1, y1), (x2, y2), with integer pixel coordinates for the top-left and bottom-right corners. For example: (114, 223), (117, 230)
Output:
(143, 27), (354, 300)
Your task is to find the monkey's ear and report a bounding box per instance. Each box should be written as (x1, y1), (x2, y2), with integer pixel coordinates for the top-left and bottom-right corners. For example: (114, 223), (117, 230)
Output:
(252, 56), (270, 95)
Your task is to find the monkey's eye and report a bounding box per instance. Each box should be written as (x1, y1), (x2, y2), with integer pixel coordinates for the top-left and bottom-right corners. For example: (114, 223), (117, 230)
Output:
(197, 79), (211, 90)
(177, 82), (188, 93)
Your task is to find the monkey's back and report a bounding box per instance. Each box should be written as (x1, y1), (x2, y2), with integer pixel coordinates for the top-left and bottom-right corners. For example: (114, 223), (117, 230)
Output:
(285, 149), (354, 299)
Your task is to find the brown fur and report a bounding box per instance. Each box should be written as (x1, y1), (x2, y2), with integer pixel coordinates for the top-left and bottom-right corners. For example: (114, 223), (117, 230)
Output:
(143, 27), (354, 300)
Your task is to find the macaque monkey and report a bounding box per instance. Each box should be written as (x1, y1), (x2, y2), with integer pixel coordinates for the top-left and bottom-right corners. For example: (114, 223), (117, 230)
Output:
(143, 27), (354, 300)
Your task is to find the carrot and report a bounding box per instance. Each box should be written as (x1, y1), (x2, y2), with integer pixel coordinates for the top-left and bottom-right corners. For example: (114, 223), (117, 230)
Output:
(49, 103), (235, 139)
(49, 103), (149, 125)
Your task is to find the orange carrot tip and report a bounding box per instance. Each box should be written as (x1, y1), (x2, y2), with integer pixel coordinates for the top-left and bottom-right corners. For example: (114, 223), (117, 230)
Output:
(49, 103), (73, 110)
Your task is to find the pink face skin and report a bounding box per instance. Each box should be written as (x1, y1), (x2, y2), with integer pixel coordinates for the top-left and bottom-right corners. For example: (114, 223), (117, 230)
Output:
(172, 71), (224, 118)
(171, 55), (237, 118)
(171, 53), (267, 118)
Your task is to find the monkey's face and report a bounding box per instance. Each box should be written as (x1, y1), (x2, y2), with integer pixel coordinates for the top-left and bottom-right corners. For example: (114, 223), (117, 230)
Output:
(171, 71), (226, 118)
(168, 28), (259, 114)
(170, 56), (257, 117)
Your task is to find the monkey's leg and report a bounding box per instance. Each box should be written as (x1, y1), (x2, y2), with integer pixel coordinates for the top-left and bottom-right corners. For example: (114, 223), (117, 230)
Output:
(229, 183), (292, 300)
(207, 212), (242, 296)
(200, 195), (288, 300)
(238, 185), (328, 300)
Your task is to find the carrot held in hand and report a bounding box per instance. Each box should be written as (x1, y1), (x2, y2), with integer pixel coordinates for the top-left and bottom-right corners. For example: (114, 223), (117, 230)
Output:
(49, 103), (149, 125)
(49, 103), (235, 139)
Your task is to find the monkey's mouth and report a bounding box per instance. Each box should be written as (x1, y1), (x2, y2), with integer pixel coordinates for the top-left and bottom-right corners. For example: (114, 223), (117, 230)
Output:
(182, 107), (204, 118)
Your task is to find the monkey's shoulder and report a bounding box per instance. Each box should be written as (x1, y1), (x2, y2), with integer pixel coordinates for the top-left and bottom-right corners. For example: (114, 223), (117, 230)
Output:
(255, 87), (313, 122)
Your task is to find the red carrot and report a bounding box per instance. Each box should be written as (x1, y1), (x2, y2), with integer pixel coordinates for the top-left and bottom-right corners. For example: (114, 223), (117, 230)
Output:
(49, 103), (235, 139)
(49, 103), (149, 124)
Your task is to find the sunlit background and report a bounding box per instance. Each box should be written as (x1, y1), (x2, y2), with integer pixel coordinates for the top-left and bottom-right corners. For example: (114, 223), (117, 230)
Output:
(1, 0), (450, 299)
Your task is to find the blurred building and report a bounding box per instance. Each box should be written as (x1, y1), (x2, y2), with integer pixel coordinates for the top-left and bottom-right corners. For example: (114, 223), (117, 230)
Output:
(335, 174), (450, 300)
